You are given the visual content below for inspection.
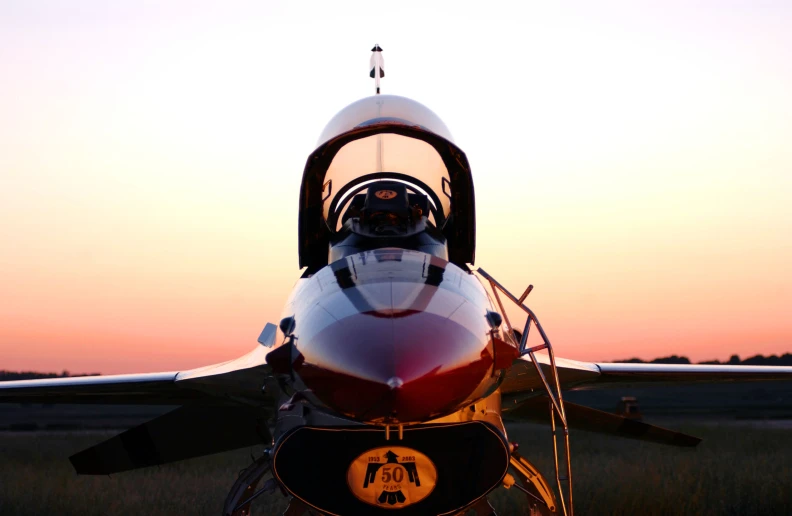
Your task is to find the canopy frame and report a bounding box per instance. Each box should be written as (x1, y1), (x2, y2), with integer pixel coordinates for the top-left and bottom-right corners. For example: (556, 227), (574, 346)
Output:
(298, 123), (475, 271)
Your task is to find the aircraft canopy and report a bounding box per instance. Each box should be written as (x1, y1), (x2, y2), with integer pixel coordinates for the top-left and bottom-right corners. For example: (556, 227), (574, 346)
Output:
(298, 95), (475, 270)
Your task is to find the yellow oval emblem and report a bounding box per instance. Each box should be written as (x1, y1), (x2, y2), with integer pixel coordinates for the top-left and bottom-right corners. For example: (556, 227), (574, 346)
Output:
(374, 189), (398, 200)
(347, 447), (437, 508)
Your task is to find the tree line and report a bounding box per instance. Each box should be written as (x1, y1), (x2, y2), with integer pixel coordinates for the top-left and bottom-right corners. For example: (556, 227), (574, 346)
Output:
(0, 370), (100, 381)
(610, 353), (792, 366)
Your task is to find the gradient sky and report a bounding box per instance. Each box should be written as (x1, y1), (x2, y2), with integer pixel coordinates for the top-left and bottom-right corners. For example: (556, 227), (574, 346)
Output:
(1, 1), (790, 374)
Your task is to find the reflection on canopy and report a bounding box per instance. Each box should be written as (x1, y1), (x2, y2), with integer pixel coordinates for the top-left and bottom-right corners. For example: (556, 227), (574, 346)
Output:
(298, 95), (476, 270)
(317, 95), (454, 146)
(322, 134), (451, 228)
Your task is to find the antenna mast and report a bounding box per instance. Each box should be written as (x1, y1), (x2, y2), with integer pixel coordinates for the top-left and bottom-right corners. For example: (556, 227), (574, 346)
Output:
(369, 44), (384, 94)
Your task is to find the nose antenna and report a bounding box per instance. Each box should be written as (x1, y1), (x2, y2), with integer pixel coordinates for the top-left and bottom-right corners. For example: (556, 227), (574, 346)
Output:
(370, 44), (384, 94)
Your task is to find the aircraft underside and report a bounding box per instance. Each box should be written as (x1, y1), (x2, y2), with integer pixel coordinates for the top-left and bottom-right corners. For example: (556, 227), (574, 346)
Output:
(219, 389), (557, 516)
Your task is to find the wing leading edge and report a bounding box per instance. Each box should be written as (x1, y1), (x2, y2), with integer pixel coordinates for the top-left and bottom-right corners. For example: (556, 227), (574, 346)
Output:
(594, 362), (792, 385)
(502, 355), (792, 397)
(0, 342), (274, 406)
(0, 372), (201, 405)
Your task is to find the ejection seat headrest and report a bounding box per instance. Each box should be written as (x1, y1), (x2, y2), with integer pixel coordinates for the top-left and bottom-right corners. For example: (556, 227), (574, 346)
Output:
(364, 182), (410, 215)
(362, 182), (411, 235)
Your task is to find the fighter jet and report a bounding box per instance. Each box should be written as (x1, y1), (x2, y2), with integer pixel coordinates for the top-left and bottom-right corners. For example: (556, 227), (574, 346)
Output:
(3, 47), (792, 516)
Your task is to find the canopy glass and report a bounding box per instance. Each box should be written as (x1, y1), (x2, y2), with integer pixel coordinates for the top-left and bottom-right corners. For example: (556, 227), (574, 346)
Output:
(298, 95), (476, 269)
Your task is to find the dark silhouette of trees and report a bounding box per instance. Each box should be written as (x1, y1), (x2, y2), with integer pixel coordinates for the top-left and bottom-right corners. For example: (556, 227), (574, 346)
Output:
(0, 371), (100, 381)
(609, 354), (792, 366)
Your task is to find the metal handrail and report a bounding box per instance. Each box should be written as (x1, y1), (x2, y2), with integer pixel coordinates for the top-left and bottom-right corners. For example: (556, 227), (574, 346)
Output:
(476, 268), (574, 516)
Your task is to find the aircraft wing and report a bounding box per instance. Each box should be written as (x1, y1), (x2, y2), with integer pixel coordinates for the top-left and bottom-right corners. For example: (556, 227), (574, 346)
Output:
(501, 355), (792, 448)
(590, 361), (792, 386)
(0, 371), (203, 405)
(0, 340), (278, 474)
(0, 339), (275, 406)
(502, 355), (792, 396)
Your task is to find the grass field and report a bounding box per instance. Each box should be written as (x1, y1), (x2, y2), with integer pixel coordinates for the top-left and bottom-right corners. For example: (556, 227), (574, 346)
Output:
(1, 419), (790, 515)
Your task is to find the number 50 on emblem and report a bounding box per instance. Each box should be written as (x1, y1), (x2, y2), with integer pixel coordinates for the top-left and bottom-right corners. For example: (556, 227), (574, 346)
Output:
(347, 447), (437, 508)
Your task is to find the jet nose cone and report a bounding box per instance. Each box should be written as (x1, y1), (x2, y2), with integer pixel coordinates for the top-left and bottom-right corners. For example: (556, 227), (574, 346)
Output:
(293, 284), (494, 423)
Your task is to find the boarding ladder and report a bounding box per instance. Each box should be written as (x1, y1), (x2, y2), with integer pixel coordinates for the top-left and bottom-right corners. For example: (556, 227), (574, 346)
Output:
(476, 268), (574, 516)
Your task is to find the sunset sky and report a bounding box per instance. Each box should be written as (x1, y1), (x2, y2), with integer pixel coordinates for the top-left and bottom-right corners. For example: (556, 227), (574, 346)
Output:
(1, 1), (790, 374)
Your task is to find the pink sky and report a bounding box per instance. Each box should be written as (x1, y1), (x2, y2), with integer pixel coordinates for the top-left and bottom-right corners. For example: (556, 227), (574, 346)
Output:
(1, 2), (790, 374)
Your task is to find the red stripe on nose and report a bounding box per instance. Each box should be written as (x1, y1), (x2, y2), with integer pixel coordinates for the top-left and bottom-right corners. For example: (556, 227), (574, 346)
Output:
(294, 306), (493, 423)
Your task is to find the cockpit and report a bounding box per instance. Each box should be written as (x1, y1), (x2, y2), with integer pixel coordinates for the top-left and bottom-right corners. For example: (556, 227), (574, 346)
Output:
(298, 95), (476, 272)
(326, 177), (448, 262)
(337, 181), (424, 237)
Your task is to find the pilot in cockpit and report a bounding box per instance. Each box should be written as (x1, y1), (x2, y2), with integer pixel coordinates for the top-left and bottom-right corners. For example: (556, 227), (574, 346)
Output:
(343, 181), (427, 237)
(300, 95), (474, 269)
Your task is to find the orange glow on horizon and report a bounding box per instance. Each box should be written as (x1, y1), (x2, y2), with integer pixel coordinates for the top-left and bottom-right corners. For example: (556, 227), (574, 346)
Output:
(2, 2), (791, 374)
